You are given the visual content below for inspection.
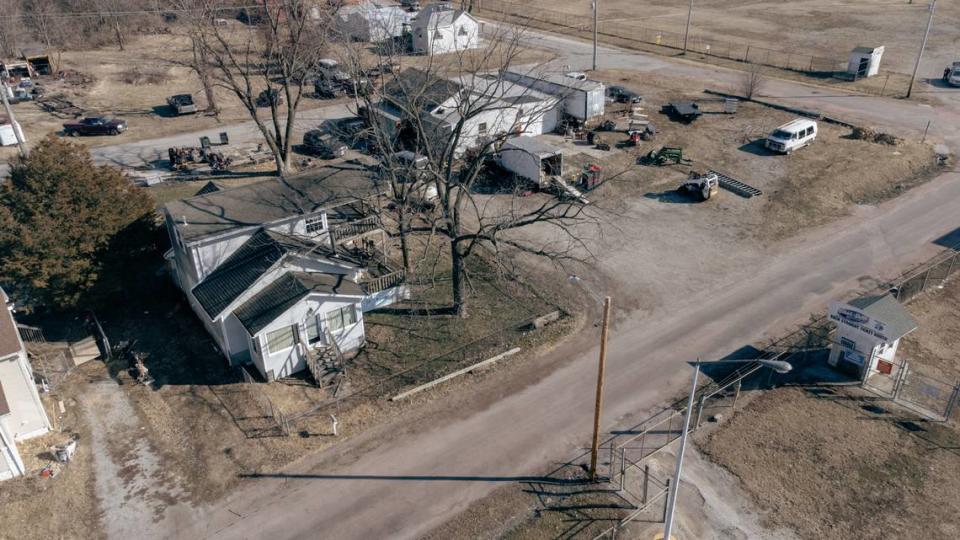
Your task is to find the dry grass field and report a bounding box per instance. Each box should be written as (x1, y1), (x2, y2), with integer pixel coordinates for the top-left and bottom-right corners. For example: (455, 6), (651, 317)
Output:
(482, 0), (960, 76)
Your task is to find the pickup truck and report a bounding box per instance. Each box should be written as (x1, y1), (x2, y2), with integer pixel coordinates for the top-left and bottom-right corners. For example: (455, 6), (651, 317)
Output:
(167, 94), (198, 115)
(63, 116), (127, 136)
(303, 129), (347, 158)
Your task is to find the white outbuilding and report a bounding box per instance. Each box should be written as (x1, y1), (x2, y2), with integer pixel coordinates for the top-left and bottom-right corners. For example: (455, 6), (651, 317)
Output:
(847, 46), (885, 78)
(502, 69), (605, 122)
(411, 4), (480, 55)
(827, 294), (917, 379)
(499, 136), (563, 188)
(336, 0), (410, 43)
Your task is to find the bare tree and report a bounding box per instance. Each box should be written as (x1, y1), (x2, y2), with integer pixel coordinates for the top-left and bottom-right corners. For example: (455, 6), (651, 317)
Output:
(340, 23), (598, 317)
(740, 63), (765, 99)
(192, 0), (338, 174)
(23, 0), (67, 50)
(0, 0), (21, 57)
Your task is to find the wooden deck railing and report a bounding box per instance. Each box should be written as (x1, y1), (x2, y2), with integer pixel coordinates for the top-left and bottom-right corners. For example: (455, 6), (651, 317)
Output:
(361, 269), (406, 294)
(331, 215), (380, 241)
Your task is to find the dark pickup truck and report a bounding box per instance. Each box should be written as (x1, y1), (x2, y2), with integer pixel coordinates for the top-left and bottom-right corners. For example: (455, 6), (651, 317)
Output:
(167, 94), (198, 115)
(63, 116), (128, 136)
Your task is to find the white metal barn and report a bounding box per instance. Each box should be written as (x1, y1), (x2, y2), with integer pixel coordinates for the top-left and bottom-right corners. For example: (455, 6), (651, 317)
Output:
(411, 4), (480, 55)
(502, 69), (605, 121)
(499, 136), (563, 188)
(337, 1), (410, 43)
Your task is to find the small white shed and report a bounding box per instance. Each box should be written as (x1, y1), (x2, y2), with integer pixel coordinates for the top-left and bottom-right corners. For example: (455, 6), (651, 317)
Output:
(499, 136), (563, 188)
(827, 295), (917, 379)
(337, 1), (410, 43)
(847, 46), (884, 78)
(0, 121), (24, 147)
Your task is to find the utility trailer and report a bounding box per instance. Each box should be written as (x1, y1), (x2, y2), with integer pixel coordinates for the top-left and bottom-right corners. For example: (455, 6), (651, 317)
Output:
(499, 136), (563, 188)
(503, 69), (605, 122)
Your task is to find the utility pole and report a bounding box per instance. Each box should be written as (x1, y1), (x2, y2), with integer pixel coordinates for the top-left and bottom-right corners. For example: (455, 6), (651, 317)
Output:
(592, 0), (599, 71)
(0, 79), (26, 158)
(907, 0), (936, 99)
(589, 296), (612, 480)
(662, 361), (699, 540)
(682, 0), (694, 54)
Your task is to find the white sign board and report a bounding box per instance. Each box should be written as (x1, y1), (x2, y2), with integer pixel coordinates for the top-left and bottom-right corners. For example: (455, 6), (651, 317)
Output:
(829, 301), (891, 344)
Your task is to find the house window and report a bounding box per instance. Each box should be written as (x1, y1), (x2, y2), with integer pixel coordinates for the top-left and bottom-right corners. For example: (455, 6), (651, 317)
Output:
(305, 311), (321, 344)
(265, 325), (296, 354)
(433, 32), (442, 40)
(458, 27), (468, 36)
(840, 337), (857, 351)
(326, 305), (358, 333)
(305, 215), (324, 234)
(477, 122), (488, 134)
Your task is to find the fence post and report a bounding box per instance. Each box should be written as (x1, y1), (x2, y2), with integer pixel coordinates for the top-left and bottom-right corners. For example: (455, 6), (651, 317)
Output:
(661, 478), (671, 523)
(642, 464), (649, 504)
(892, 360), (909, 401)
(920, 267), (931, 295)
(694, 395), (705, 430)
(620, 448), (627, 492)
(944, 383), (960, 419)
(732, 379), (742, 408)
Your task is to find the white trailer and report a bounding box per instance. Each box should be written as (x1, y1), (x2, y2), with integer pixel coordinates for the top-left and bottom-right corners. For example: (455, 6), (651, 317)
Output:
(0, 121), (24, 147)
(499, 136), (563, 188)
(502, 70), (605, 121)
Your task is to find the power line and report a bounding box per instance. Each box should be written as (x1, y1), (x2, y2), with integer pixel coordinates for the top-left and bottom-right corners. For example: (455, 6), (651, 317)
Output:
(0, 4), (267, 22)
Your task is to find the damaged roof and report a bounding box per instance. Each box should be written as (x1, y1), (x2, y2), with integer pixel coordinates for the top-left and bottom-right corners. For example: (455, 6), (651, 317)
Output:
(234, 272), (365, 335)
(165, 164), (381, 243)
(192, 230), (323, 320)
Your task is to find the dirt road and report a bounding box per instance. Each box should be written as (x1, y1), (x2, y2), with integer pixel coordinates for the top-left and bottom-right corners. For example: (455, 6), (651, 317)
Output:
(58, 28), (960, 540)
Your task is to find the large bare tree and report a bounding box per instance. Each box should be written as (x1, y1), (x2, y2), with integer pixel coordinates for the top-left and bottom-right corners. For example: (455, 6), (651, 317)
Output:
(191, 0), (338, 174)
(339, 23), (597, 317)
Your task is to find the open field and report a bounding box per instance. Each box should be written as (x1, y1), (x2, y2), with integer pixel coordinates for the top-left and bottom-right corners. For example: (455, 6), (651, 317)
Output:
(480, 0), (960, 77)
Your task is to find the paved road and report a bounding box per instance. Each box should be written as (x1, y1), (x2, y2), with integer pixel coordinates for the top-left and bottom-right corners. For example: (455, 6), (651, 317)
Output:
(158, 28), (960, 540)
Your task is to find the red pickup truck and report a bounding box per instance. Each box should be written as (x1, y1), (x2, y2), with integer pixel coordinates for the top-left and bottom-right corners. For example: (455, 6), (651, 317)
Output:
(63, 116), (128, 137)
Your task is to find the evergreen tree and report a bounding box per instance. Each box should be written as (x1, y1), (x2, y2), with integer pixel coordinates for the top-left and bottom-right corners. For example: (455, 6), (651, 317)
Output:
(0, 136), (155, 308)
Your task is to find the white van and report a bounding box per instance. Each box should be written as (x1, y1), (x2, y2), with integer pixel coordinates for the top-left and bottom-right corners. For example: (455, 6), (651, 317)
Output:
(765, 119), (817, 154)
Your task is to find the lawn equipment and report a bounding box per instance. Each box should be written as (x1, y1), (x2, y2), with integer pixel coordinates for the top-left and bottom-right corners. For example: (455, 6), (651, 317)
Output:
(578, 164), (604, 190)
(639, 146), (691, 166)
(677, 171), (719, 201)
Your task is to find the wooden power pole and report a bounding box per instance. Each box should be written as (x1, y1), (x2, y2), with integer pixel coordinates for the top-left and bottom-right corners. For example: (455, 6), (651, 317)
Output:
(589, 296), (612, 480)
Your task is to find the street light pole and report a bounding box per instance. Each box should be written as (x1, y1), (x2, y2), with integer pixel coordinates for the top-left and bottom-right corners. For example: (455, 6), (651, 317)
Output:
(589, 296), (611, 480)
(907, 0), (936, 99)
(682, 0), (694, 55)
(662, 358), (792, 539)
(0, 79), (26, 158)
(592, 0), (599, 70)
(661, 361), (698, 540)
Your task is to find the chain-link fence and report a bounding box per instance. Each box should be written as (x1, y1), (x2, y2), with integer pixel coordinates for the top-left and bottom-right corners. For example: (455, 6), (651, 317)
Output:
(892, 247), (960, 304)
(478, 0), (845, 75)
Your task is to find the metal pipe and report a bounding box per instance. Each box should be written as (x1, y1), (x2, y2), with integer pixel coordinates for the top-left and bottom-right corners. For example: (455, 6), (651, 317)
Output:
(682, 0), (694, 54)
(589, 296), (612, 479)
(592, 0), (599, 70)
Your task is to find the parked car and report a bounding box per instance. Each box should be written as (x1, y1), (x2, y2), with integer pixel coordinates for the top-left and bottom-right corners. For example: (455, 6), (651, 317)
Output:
(314, 80), (344, 99)
(166, 94), (198, 115)
(303, 129), (347, 158)
(606, 85), (642, 104)
(384, 151), (437, 204)
(256, 88), (283, 107)
(63, 116), (127, 136)
(765, 119), (817, 154)
(943, 62), (960, 87)
(400, 0), (420, 11)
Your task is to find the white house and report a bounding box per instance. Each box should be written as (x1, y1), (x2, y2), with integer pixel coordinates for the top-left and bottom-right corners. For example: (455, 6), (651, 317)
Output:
(372, 68), (559, 155)
(411, 4), (480, 55)
(827, 294), (917, 379)
(163, 166), (408, 381)
(0, 287), (51, 481)
(337, 0), (410, 43)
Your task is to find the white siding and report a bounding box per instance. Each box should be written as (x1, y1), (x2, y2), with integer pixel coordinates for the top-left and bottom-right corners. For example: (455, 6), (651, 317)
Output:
(255, 296), (366, 380)
(413, 14), (480, 55)
(0, 421), (25, 480)
(0, 353), (50, 442)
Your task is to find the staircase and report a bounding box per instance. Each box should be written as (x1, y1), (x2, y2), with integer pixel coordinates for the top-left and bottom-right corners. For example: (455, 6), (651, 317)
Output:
(304, 329), (348, 389)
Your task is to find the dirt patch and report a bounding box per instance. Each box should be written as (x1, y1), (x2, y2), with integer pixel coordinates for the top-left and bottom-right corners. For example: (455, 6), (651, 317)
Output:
(897, 275), (960, 383)
(561, 68), (940, 243)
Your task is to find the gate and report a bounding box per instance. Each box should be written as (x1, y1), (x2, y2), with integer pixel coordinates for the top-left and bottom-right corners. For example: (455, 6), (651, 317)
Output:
(863, 358), (960, 421)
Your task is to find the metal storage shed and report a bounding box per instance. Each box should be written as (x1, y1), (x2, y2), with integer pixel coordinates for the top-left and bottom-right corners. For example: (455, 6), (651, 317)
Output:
(499, 136), (563, 188)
